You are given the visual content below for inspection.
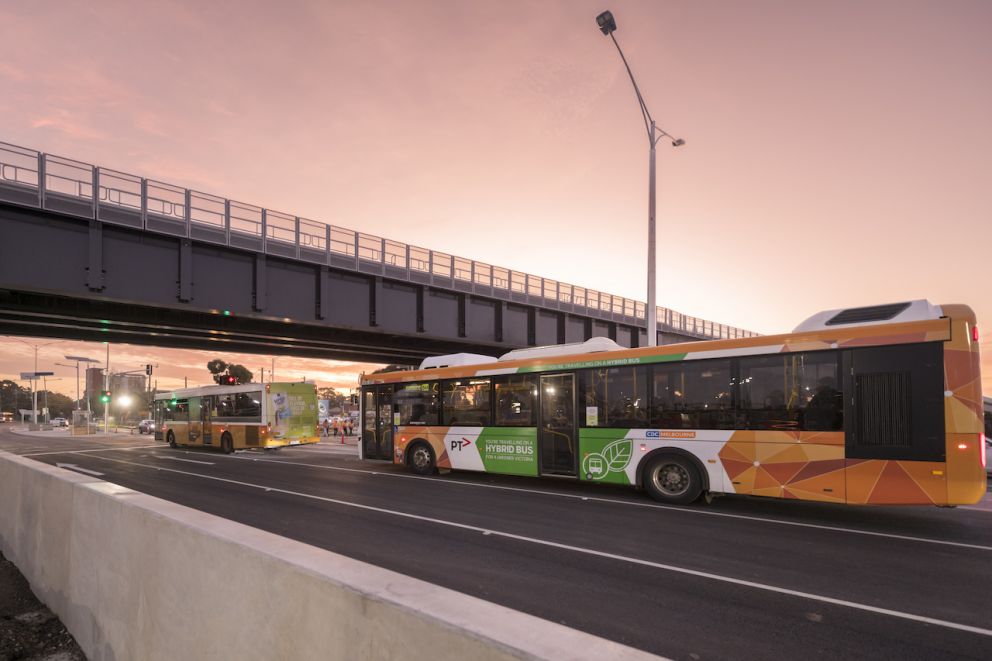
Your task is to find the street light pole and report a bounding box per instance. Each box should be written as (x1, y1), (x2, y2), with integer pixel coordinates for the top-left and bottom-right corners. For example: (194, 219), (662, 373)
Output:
(596, 10), (684, 347)
(7, 337), (62, 424)
(41, 376), (62, 423)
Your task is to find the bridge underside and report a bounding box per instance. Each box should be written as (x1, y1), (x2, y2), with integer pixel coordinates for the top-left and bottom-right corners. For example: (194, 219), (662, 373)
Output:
(0, 202), (702, 364)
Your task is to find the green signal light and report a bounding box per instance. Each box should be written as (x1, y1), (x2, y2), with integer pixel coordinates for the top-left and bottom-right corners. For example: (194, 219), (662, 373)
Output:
(223, 310), (231, 316)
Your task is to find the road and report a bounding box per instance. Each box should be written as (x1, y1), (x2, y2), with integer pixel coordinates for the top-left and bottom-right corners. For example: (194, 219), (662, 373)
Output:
(2, 427), (990, 660)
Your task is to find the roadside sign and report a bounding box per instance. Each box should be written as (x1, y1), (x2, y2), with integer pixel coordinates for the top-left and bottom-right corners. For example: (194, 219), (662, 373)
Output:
(20, 371), (55, 379)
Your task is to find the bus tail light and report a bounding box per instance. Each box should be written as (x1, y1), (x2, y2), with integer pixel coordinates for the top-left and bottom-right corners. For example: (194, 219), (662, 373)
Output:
(972, 326), (979, 342)
(981, 434), (987, 469)
(957, 443), (968, 450)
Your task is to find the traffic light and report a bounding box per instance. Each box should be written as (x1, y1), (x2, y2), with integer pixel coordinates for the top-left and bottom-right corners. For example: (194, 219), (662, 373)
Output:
(145, 364), (153, 376)
(216, 374), (237, 385)
(99, 390), (112, 404)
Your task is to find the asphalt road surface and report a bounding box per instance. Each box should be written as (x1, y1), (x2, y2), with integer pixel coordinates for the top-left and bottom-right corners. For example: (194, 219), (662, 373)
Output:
(3, 427), (990, 660)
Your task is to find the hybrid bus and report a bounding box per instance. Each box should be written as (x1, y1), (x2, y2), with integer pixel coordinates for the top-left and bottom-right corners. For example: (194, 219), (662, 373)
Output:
(154, 381), (320, 453)
(360, 300), (986, 506)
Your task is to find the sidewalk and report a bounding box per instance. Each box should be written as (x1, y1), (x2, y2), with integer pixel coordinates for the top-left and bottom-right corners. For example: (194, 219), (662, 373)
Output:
(6, 425), (151, 443)
(316, 434), (360, 446)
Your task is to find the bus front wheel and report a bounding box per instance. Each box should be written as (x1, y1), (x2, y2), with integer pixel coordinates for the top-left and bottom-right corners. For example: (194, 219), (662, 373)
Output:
(408, 442), (436, 476)
(644, 455), (702, 505)
(167, 431), (177, 449)
(221, 432), (234, 454)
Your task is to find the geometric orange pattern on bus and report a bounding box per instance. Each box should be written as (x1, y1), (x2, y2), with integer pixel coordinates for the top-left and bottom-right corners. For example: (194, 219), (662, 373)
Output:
(719, 439), (846, 504)
(844, 459), (947, 505)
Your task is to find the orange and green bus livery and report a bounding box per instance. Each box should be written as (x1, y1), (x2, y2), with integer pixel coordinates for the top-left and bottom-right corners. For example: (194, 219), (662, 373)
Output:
(361, 300), (985, 506)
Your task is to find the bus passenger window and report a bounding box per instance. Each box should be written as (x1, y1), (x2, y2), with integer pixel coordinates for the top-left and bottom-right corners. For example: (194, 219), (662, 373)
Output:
(395, 382), (439, 425)
(442, 378), (491, 426)
(738, 352), (841, 431)
(494, 375), (537, 426)
(651, 361), (733, 430)
(581, 367), (648, 427)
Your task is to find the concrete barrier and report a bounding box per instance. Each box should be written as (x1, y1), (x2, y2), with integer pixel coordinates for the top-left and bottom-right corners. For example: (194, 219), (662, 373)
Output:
(0, 451), (661, 661)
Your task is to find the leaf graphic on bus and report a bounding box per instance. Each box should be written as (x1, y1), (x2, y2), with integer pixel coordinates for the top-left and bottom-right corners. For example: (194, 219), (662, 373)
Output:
(601, 438), (632, 472)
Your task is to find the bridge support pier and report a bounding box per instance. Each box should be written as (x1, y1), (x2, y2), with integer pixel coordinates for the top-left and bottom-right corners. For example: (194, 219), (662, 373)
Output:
(317, 266), (331, 320)
(494, 300), (504, 343)
(253, 254), (266, 311)
(457, 294), (467, 338)
(416, 286), (425, 332)
(179, 238), (193, 303)
(85, 220), (104, 292)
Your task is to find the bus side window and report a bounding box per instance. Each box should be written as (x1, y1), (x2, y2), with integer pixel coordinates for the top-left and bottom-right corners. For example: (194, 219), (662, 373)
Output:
(493, 375), (536, 426)
(651, 360), (734, 430)
(395, 382), (439, 425)
(442, 379), (491, 426)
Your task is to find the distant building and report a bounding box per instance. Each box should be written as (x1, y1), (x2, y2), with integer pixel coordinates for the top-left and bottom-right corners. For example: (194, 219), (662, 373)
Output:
(84, 369), (147, 404)
(84, 367), (105, 404)
(110, 374), (146, 396)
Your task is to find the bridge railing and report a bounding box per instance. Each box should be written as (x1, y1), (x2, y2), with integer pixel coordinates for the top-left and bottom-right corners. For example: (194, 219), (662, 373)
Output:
(0, 140), (759, 341)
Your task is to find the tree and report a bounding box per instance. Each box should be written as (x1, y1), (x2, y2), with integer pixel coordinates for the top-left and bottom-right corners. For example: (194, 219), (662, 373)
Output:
(206, 359), (228, 378)
(227, 364), (253, 384)
(371, 364), (411, 374)
(317, 387), (347, 411)
(42, 391), (74, 419)
(205, 359), (253, 385)
(0, 380), (31, 415)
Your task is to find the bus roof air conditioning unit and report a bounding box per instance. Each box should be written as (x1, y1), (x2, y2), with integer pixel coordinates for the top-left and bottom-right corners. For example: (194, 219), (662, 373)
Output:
(499, 337), (623, 362)
(418, 353), (499, 370)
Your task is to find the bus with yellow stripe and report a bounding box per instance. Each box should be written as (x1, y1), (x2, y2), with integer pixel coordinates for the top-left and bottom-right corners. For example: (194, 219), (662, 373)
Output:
(155, 382), (320, 453)
(361, 300), (986, 506)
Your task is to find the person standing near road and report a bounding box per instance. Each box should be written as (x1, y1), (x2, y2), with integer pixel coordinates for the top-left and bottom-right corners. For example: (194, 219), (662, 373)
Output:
(322, 418), (330, 437)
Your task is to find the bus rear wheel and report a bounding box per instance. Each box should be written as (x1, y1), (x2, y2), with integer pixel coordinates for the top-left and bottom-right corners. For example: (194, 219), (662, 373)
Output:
(644, 455), (702, 505)
(167, 431), (177, 449)
(221, 432), (234, 454)
(408, 442), (436, 476)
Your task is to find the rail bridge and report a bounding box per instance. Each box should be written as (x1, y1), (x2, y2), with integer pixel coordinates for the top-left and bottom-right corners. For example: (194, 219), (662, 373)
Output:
(0, 141), (756, 363)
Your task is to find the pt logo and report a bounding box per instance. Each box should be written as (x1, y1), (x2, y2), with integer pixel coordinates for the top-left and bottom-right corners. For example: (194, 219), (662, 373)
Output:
(450, 437), (472, 451)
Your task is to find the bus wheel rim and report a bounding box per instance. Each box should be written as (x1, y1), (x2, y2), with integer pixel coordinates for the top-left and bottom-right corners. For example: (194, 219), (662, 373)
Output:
(652, 462), (690, 496)
(413, 447), (430, 469)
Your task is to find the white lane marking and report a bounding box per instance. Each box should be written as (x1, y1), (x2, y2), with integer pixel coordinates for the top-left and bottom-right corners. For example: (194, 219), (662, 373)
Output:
(161, 456), (215, 466)
(84, 453), (992, 638)
(55, 462), (105, 477)
(21, 445), (160, 457)
(221, 455), (992, 553)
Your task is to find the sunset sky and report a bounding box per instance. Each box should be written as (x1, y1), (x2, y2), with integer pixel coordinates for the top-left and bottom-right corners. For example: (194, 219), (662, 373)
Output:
(0, 0), (989, 396)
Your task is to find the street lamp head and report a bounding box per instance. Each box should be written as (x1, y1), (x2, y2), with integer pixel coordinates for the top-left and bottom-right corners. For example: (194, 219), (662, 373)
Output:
(672, 138), (685, 147)
(596, 11), (617, 35)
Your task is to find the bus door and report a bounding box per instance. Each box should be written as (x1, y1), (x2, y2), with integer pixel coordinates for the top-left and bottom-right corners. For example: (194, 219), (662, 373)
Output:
(362, 386), (394, 460)
(187, 397), (202, 444)
(539, 373), (577, 475)
(201, 396), (213, 445)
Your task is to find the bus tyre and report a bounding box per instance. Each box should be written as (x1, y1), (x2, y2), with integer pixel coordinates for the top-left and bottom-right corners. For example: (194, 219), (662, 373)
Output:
(408, 442), (436, 476)
(644, 455), (702, 505)
(167, 431), (177, 449)
(221, 432), (234, 454)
